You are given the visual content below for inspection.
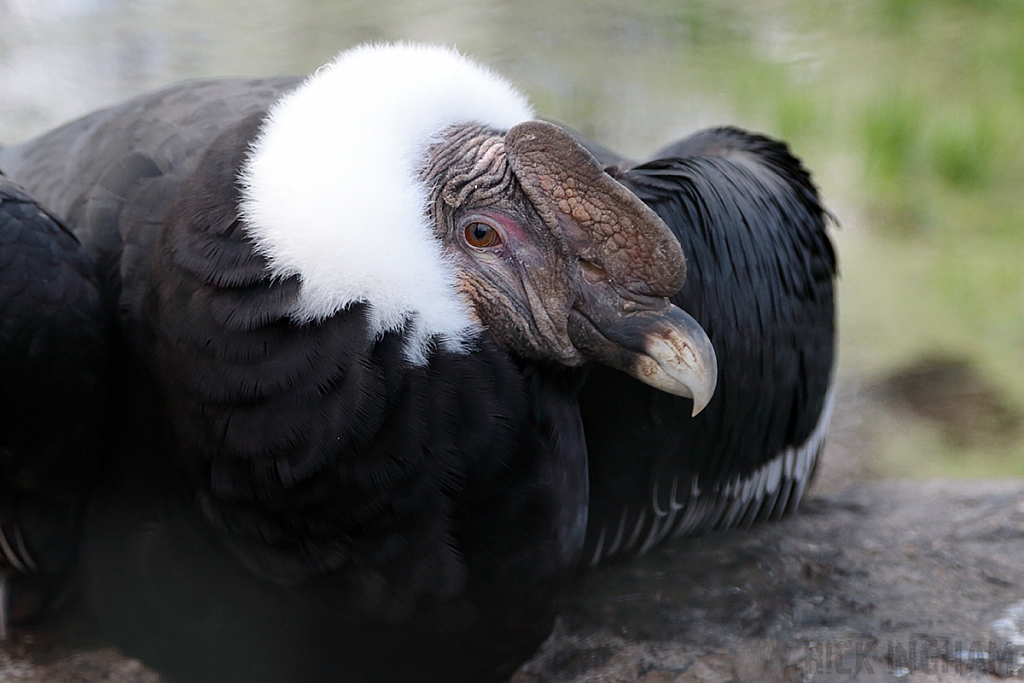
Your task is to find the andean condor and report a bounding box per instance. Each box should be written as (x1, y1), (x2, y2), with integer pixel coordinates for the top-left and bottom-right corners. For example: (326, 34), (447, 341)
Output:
(0, 44), (720, 683)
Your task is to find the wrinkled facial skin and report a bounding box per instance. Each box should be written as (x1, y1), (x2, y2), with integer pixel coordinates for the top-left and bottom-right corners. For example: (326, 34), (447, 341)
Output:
(421, 122), (717, 411)
(423, 124), (583, 364)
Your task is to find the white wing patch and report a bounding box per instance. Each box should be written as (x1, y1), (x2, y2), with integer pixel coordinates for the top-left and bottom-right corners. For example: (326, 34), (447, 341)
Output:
(0, 523), (37, 574)
(239, 43), (534, 363)
(588, 378), (837, 566)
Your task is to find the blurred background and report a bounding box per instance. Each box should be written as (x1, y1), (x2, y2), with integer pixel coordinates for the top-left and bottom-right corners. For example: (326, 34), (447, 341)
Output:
(1, 0), (1021, 482)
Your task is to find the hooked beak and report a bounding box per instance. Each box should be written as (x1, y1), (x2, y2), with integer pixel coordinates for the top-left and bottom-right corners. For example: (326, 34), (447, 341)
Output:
(502, 119), (716, 413)
(569, 299), (717, 415)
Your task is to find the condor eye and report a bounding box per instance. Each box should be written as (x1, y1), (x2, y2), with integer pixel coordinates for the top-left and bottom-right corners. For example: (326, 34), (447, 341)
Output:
(464, 221), (502, 249)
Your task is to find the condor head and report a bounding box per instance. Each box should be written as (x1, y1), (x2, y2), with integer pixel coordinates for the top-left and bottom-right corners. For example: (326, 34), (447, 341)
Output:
(422, 120), (717, 414)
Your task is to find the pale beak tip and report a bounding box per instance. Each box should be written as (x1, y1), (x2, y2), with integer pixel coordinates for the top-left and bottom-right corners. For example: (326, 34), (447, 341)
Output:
(691, 391), (711, 417)
(689, 365), (717, 417)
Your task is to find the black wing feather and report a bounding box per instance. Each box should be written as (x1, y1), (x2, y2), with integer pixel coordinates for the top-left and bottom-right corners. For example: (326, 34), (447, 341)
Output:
(0, 175), (108, 623)
(580, 126), (836, 564)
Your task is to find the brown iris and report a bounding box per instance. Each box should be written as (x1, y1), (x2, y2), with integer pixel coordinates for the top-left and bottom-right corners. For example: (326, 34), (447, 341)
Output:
(464, 221), (501, 249)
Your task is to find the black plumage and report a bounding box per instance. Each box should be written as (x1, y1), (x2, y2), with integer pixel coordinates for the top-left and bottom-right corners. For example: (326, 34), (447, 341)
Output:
(0, 54), (719, 681)
(0, 46), (834, 683)
(1, 84), (583, 683)
(0, 175), (108, 630)
(578, 127), (837, 563)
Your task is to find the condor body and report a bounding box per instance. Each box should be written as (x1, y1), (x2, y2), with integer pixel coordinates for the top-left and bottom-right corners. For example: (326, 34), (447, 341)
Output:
(0, 45), (718, 683)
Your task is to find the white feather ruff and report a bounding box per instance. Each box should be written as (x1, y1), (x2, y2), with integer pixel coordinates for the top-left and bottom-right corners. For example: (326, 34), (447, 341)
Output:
(239, 43), (534, 363)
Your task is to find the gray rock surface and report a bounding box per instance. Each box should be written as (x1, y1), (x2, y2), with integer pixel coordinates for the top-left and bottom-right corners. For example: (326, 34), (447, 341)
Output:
(515, 479), (1024, 682)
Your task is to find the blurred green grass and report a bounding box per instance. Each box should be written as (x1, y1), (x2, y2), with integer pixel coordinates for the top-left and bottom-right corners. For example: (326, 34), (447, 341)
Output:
(754, 0), (1024, 477)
